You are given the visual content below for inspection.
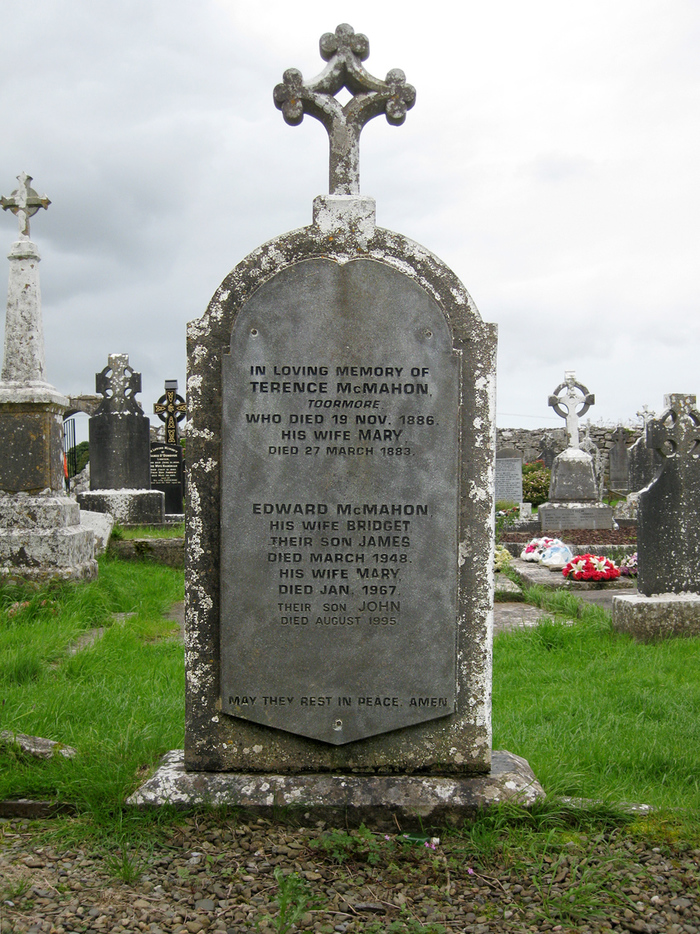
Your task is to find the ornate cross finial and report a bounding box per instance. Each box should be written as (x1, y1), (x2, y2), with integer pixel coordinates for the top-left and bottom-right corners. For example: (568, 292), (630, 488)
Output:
(154, 379), (186, 444)
(648, 395), (700, 460)
(95, 353), (143, 416)
(547, 371), (595, 449)
(274, 24), (416, 196)
(1, 173), (50, 239)
(636, 404), (655, 426)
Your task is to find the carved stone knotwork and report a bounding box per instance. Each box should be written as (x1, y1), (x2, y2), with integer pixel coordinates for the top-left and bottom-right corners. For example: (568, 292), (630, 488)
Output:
(273, 23), (416, 196)
(647, 394), (700, 460)
(548, 371), (595, 449)
(154, 380), (186, 445)
(1, 173), (51, 240)
(94, 354), (143, 416)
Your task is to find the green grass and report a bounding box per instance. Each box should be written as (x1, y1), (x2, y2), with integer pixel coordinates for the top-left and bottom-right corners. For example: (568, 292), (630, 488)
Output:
(493, 586), (700, 809)
(3, 557), (700, 834)
(111, 522), (184, 540)
(0, 556), (184, 811)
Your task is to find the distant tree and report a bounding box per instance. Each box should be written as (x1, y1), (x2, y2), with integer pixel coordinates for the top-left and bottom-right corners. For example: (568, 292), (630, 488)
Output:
(67, 441), (90, 478)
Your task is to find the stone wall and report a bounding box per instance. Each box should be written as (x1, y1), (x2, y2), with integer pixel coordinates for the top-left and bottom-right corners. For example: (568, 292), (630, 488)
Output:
(496, 425), (643, 486)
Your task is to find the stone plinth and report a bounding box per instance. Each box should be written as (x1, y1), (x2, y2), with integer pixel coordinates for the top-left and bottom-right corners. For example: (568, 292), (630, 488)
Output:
(540, 447), (612, 530)
(548, 448), (598, 501)
(539, 502), (613, 531)
(127, 749), (544, 830)
(0, 492), (96, 582)
(0, 389), (69, 493)
(79, 489), (164, 526)
(612, 592), (700, 641)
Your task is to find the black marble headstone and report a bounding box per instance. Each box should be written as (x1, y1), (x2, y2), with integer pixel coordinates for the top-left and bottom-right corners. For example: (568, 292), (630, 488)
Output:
(150, 442), (184, 514)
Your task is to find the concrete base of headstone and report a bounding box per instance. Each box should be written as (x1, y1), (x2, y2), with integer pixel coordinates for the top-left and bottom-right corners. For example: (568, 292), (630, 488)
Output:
(539, 502), (613, 530)
(612, 592), (700, 641)
(0, 492), (97, 582)
(78, 489), (164, 525)
(127, 749), (544, 829)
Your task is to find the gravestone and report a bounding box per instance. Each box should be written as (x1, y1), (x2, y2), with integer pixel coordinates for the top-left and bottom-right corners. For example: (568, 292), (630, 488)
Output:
(130, 25), (542, 823)
(152, 379), (186, 514)
(608, 427), (629, 492)
(536, 432), (558, 469)
(613, 394), (700, 639)
(78, 354), (164, 525)
(539, 372), (612, 530)
(579, 423), (604, 500)
(0, 173), (96, 581)
(495, 447), (523, 504)
(628, 406), (663, 492)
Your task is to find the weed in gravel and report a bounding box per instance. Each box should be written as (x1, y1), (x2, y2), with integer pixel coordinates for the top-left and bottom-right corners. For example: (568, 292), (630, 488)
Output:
(270, 868), (319, 934)
(103, 840), (147, 883)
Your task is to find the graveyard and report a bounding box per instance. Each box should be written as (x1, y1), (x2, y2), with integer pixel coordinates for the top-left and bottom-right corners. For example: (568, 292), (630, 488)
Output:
(2, 19), (700, 934)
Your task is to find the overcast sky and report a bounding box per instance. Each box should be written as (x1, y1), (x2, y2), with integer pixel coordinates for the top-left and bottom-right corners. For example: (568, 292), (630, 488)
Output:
(2, 0), (698, 440)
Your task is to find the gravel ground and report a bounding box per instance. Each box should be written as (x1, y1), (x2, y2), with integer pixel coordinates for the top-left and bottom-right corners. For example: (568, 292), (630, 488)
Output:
(1, 814), (698, 934)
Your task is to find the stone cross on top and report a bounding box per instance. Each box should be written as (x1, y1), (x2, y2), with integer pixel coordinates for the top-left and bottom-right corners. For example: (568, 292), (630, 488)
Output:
(647, 394), (700, 461)
(154, 379), (187, 445)
(548, 371), (595, 449)
(274, 24), (416, 196)
(95, 354), (143, 416)
(1, 173), (51, 240)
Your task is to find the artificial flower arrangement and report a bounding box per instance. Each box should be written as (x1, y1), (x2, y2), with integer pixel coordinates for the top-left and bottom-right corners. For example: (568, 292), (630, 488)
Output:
(618, 552), (638, 577)
(562, 554), (621, 582)
(494, 544), (512, 572)
(520, 537), (557, 562)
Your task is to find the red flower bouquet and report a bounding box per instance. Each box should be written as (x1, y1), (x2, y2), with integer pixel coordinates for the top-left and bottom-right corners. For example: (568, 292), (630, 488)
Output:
(562, 554), (620, 582)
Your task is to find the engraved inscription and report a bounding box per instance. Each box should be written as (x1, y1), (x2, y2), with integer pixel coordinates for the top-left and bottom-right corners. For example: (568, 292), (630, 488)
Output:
(220, 258), (459, 745)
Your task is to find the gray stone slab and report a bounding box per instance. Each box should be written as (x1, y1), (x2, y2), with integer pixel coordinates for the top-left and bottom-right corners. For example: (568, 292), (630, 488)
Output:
(613, 592), (700, 641)
(78, 489), (164, 526)
(186, 202), (497, 774)
(220, 259), (459, 746)
(127, 749), (544, 830)
(495, 456), (522, 504)
(539, 502), (613, 530)
(493, 602), (547, 635)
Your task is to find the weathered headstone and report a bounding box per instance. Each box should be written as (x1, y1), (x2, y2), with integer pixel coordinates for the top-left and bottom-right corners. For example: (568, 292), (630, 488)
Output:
(495, 447), (523, 504)
(0, 173), (96, 581)
(78, 354), (164, 525)
(579, 423), (604, 501)
(539, 372), (612, 530)
(536, 432), (558, 469)
(152, 379), (186, 514)
(613, 394), (700, 639)
(131, 25), (542, 823)
(608, 427), (629, 492)
(628, 406), (663, 492)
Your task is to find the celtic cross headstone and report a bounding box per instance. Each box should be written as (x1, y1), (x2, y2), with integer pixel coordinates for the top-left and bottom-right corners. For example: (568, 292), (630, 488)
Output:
(638, 394), (700, 595)
(540, 372), (612, 529)
(153, 379), (187, 444)
(628, 404), (663, 492)
(151, 379), (186, 514)
(547, 371), (595, 449)
(78, 354), (164, 526)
